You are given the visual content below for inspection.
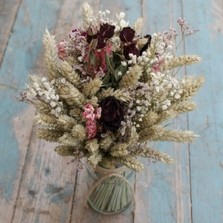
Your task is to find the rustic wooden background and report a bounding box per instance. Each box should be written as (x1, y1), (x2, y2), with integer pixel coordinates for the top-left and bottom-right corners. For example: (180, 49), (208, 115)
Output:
(0, 0), (222, 222)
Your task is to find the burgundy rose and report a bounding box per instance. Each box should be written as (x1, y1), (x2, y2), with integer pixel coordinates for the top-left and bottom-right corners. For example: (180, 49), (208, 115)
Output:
(99, 23), (115, 39)
(120, 27), (135, 43)
(87, 23), (115, 49)
(96, 36), (106, 49)
(123, 43), (139, 59)
(100, 96), (125, 132)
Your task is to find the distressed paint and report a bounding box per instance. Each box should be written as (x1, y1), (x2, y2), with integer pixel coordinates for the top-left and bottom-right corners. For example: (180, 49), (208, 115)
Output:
(0, 0), (63, 221)
(12, 135), (77, 223)
(183, 0), (223, 222)
(134, 1), (192, 223)
(0, 0), (22, 63)
(211, 0), (223, 34)
(0, 0), (222, 222)
(11, 0), (83, 222)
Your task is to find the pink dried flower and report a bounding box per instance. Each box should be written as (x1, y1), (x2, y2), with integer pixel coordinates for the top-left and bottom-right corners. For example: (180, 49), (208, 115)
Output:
(57, 40), (68, 60)
(152, 57), (164, 73)
(83, 104), (102, 139)
(83, 103), (95, 121)
(86, 119), (97, 139)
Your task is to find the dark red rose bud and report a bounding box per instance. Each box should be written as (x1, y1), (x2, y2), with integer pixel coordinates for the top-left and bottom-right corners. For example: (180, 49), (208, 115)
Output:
(120, 27), (135, 43)
(100, 96), (125, 132)
(87, 35), (94, 43)
(96, 37), (106, 49)
(123, 43), (140, 59)
(140, 34), (152, 55)
(99, 23), (115, 39)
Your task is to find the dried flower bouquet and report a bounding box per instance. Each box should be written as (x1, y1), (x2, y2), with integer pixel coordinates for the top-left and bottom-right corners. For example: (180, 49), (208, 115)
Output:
(21, 3), (204, 172)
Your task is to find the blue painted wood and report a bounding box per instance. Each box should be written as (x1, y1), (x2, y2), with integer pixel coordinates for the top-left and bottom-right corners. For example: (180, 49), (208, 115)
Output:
(0, 0), (63, 221)
(183, 0), (223, 222)
(0, 0), (221, 222)
(0, 0), (21, 63)
(135, 1), (192, 223)
(11, 1), (86, 222)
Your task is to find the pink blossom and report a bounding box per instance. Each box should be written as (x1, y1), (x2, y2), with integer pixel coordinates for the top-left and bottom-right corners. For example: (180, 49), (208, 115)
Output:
(83, 103), (95, 121)
(86, 120), (97, 139)
(152, 63), (161, 73)
(152, 57), (164, 73)
(82, 104), (102, 139)
(57, 40), (68, 60)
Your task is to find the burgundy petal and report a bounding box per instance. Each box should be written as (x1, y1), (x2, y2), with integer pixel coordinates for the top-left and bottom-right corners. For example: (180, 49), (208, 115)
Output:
(99, 23), (115, 39)
(120, 27), (135, 43)
(123, 43), (139, 59)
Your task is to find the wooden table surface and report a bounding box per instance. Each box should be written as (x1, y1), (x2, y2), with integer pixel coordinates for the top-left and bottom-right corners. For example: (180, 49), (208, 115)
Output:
(0, 0), (222, 222)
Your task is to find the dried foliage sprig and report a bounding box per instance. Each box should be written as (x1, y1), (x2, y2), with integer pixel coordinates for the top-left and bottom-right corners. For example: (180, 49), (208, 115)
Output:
(21, 3), (204, 171)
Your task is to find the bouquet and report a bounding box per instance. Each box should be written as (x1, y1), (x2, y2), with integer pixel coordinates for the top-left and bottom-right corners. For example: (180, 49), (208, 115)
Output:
(21, 3), (204, 172)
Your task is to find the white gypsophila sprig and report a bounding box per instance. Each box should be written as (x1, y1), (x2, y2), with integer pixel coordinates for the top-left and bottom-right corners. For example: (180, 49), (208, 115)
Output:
(147, 71), (183, 111)
(114, 12), (129, 31)
(97, 10), (112, 24)
(83, 3), (113, 29)
(120, 82), (152, 134)
(27, 76), (63, 117)
(128, 32), (175, 76)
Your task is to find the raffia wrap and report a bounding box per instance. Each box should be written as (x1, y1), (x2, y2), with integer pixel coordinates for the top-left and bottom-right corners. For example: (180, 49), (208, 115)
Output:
(87, 165), (135, 215)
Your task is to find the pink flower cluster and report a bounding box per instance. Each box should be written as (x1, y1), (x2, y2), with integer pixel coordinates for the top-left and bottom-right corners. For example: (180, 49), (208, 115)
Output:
(152, 56), (164, 73)
(57, 40), (68, 60)
(83, 104), (101, 139)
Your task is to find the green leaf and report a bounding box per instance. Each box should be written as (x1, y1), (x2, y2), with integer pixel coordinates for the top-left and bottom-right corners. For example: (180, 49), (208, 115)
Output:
(89, 51), (96, 65)
(105, 53), (115, 74)
(114, 65), (128, 81)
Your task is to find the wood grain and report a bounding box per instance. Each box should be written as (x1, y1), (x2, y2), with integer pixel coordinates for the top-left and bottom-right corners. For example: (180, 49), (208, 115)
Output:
(10, 0), (84, 223)
(134, 1), (192, 223)
(183, 0), (223, 222)
(0, 0), (221, 222)
(0, 0), (63, 222)
(0, 0), (22, 63)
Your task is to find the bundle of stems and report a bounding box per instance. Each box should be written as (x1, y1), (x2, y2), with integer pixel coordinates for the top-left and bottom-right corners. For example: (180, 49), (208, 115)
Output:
(88, 175), (133, 214)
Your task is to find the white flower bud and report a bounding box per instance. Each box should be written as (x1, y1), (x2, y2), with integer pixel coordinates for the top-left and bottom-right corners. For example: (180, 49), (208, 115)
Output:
(50, 102), (56, 108)
(119, 12), (125, 19)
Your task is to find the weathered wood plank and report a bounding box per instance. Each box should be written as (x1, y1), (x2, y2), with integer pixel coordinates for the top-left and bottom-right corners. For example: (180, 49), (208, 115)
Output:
(0, 0), (21, 63)
(10, 0), (86, 223)
(134, 1), (192, 223)
(0, 0), (63, 222)
(183, 0), (223, 222)
(0, 0), (218, 222)
(12, 126), (77, 223)
(70, 1), (141, 222)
